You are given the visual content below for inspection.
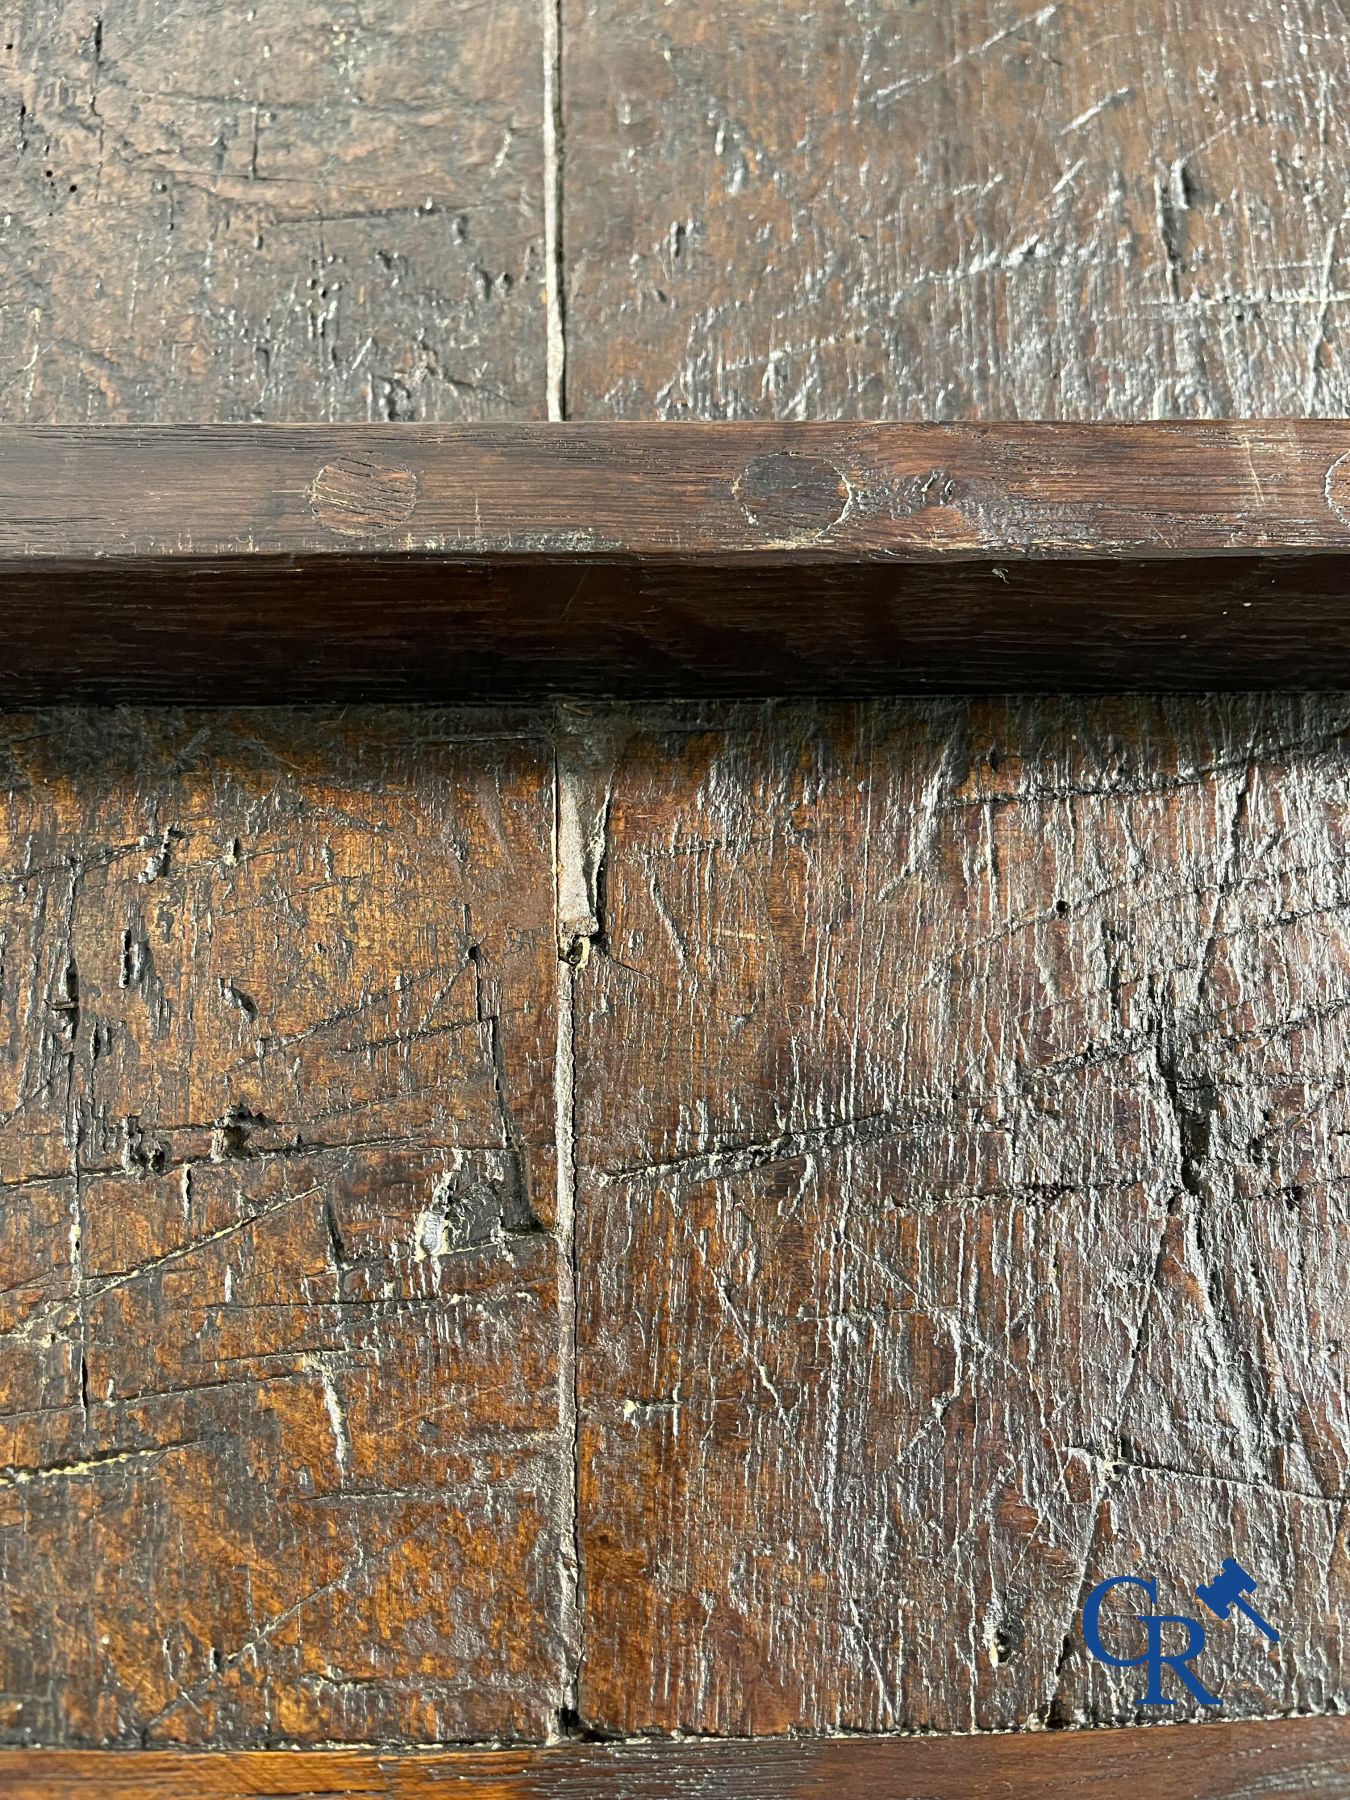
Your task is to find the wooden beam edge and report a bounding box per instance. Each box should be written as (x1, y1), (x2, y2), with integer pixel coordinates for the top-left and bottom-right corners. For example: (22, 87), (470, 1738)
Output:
(3, 421), (1350, 561)
(4, 423), (1350, 697)
(3, 1717), (1348, 1798)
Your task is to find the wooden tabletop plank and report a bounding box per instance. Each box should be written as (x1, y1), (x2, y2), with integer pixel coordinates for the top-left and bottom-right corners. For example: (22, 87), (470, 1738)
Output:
(0, 709), (570, 1748)
(570, 695), (1350, 1737)
(0, 4), (548, 424)
(559, 0), (1350, 423)
(5, 1718), (1350, 1797)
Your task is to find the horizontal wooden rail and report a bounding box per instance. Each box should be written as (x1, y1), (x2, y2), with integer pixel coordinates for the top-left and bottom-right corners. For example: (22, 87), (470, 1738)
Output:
(5, 1718), (1350, 1797)
(2, 421), (1350, 698)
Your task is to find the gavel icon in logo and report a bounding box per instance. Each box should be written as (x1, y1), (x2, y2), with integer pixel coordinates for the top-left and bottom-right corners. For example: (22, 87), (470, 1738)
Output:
(1195, 1557), (1280, 1642)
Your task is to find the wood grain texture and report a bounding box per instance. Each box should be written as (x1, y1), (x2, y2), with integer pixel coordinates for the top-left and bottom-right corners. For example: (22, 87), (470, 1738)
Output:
(5, 0), (1350, 1763)
(7, 1717), (1350, 1796)
(0, 707), (570, 1745)
(560, 0), (1350, 420)
(8, 422), (1350, 558)
(6, 423), (1350, 701)
(574, 697), (1350, 1734)
(0, 1), (546, 422)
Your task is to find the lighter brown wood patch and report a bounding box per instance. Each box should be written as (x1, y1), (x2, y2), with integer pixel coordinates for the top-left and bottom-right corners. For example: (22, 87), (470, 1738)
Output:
(1325, 452), (1350, 528)
(310, 454), (419, 535)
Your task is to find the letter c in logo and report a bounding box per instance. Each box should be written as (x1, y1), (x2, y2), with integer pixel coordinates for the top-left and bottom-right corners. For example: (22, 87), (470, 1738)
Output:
(1082, 1574), (1156, 1668)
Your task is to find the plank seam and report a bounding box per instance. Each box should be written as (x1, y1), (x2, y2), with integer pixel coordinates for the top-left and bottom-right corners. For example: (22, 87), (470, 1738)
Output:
(552, 713), (583, 1733)
(542, 0), (567, 419)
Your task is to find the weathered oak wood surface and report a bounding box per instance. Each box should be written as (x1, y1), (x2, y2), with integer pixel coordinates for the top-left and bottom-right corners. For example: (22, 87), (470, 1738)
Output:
(575, 696), (1350, 1734)
(561, 0), (1350, 421)
(0, 708), (571, 1745)
(0, 2), (546, 422)
(5, 0), (1350, 1783)
(7, 1718), (1350, 1797)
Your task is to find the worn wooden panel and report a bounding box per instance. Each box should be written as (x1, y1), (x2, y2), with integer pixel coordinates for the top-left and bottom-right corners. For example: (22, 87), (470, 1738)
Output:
(7, 1717), (1350, 1796)
(0, 707), (569, 1745)
(0, 1), (545, 422)
(560, 0), (1350, 419)
(574, 697), (1350, 1733)
(6, 423), (1350, 703)
(3, 0), (1347, 1762)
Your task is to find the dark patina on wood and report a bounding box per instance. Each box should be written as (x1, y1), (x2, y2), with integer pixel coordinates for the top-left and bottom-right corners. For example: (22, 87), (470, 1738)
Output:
(5, 697), (1344, 1750)
(3, 422), (1350, 700)
(5, 1716), (1350, 1797)
(0, 709), (570, 1747)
